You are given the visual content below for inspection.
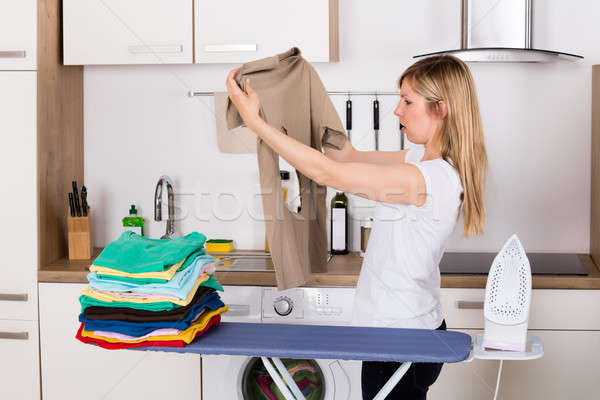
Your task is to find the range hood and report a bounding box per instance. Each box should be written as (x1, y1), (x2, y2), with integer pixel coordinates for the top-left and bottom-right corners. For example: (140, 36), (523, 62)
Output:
(414, 0), (583, 63)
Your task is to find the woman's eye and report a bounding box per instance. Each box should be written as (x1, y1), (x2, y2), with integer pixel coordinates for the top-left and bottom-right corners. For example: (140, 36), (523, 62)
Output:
(404, 100), (412, 105)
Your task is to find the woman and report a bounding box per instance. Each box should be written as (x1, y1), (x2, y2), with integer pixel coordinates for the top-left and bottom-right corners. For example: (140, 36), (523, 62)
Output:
(226, 54), (488, 399)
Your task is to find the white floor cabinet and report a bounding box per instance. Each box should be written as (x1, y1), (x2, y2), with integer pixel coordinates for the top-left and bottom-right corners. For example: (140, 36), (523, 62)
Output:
(39, 283), (202, 400)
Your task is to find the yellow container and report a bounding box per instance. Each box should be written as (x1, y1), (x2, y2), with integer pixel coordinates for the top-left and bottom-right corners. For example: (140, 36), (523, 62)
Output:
(206, 239), (234, 253)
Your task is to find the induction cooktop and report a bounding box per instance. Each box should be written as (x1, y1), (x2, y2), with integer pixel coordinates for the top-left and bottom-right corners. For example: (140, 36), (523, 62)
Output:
(439, 252), (588, 275)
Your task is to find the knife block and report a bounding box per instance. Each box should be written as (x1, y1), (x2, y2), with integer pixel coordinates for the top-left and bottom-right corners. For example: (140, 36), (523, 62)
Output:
(67, 208), (92, 260)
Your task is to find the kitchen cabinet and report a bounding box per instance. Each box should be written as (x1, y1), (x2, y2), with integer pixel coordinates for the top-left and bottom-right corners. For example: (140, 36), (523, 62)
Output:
(0, 0), (37, 70)
(0, 71), (37, 321)
(194, 0), (339, 63)
(39, 283), (202, 400)
(0, 319), (40, 399)
(63, 0), (193, 65)
(428, 289), (600, 399)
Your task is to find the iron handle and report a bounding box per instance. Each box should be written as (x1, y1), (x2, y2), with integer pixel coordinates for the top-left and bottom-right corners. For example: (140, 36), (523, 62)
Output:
(0, 331), (29, 340)
(456, 300), (484, 309)
(0, 293), (28, 302)
(0, 50), (26, 58)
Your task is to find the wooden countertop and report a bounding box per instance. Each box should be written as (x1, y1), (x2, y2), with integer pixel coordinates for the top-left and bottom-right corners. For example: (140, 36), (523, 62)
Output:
(38, 249), (600, 289)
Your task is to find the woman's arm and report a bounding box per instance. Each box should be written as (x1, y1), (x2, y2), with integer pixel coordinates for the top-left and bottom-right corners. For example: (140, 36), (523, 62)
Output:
(249, 119), (425, 205)
(324, 141), (409, 165)
(226, 69), (426, 206)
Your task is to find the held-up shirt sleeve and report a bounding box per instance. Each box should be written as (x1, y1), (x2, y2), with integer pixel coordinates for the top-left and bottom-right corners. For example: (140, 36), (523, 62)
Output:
(308, 65), (347, 151)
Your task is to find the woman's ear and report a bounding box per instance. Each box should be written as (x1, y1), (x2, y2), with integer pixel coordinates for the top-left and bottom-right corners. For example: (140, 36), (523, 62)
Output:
(437, 100), (448, 119)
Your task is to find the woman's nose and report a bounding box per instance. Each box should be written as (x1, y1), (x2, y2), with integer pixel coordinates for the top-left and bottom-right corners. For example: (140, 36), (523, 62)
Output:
(394, 102), (403, 117)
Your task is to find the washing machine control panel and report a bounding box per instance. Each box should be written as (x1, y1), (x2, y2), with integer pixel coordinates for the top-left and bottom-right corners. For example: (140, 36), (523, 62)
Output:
(262, 287), (355, 323)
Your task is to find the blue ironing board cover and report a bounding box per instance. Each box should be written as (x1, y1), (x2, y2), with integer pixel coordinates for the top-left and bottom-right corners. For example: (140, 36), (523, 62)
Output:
(136, 322), (471, 363)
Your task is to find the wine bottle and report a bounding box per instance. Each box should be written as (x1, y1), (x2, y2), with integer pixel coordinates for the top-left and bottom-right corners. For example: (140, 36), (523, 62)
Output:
(330, 192), (348, 255)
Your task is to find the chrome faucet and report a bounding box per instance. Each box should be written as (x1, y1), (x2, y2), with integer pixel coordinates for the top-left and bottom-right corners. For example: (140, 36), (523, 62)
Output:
(154, 175), (175, 239)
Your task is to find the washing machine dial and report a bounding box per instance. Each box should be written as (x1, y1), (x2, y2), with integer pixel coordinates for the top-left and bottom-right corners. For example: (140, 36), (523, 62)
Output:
(274, 296), (293, 316)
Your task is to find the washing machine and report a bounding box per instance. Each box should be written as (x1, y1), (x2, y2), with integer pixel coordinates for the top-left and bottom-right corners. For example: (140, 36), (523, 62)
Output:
(202, 286), (362, 400)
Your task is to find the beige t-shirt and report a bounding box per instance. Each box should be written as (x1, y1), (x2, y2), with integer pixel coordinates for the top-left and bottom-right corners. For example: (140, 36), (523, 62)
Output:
(226, 47), (347, 290)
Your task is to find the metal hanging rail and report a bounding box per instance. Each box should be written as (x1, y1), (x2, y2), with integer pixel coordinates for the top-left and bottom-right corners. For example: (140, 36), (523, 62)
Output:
(188, 90), (400, 97)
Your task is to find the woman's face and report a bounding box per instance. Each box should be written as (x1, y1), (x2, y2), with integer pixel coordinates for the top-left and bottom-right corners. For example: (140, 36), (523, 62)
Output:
(394, 79), (441, 145)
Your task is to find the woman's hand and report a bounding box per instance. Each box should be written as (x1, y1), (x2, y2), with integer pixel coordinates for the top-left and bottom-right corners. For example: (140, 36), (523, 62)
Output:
(226, 68), (263, 131)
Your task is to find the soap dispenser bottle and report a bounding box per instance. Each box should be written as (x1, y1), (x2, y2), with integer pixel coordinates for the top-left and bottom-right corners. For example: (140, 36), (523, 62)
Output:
(122, 204), (144, 236)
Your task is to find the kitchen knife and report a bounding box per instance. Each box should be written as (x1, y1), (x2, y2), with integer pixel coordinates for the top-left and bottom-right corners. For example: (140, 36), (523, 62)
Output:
(373, 98), (380, 150)
(346, 98), (352, 142)
(81, 186), (88, 217)
(68, 192), (75, 217)
(400, 122), (405, 150)
(72, 181), (81, 217)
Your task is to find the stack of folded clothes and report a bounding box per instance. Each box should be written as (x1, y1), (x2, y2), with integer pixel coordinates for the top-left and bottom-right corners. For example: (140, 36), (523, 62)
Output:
(75, 231), (228, 349)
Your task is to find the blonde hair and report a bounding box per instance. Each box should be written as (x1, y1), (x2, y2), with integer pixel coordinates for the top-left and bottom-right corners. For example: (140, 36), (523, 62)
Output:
(399, 55), (488, 237)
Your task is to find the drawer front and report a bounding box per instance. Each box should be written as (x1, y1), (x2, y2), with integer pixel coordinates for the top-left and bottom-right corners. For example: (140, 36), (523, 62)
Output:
(527, 289), (600, 330)
(0, 319), (40, 399)
(441, 289), (600, 330)
(0, 0), (37, 70)
(441, 288), (486, 329)
(0, 288), (37, 321)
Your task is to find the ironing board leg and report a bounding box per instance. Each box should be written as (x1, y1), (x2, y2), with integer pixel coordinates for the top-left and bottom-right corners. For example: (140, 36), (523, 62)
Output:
(261, 357), (299, 400)
(272, 357), (307, 400)
(493, 360), (503, 400)
(372, 362), (412, 400)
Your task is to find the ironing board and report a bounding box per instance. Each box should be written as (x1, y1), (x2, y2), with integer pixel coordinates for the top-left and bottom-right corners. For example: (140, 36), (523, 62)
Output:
(134, 321), (472, 400)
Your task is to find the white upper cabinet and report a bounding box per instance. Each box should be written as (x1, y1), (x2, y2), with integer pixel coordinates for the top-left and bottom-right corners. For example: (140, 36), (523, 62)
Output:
(0, 0), (37, 70)
(63, 0), (193, 65)
(194, 0), (339, 63)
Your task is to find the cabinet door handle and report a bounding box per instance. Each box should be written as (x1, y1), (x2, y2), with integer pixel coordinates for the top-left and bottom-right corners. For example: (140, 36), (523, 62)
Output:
(456, 300), (484, 309)
(128, 45), (183, 54)
(226, 304), (250, 316)
(0, 331), (29, 340)
(204, 44), (257, 53)
(0, 50), (26, 58)
(0, 293), (28, 302)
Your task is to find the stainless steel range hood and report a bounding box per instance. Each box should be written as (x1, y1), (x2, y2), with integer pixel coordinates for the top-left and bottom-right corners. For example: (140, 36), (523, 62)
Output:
(414, 0), (583, 63)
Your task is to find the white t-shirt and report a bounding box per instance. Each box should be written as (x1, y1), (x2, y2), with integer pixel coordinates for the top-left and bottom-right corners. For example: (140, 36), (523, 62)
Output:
(352, 147), (463, 330)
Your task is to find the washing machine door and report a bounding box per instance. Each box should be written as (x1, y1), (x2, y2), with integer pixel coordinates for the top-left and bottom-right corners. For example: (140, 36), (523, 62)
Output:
(238, 357), (351, 400)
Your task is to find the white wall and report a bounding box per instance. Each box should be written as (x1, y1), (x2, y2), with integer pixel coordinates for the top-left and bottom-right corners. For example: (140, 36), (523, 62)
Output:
(84, 0), (600, 253)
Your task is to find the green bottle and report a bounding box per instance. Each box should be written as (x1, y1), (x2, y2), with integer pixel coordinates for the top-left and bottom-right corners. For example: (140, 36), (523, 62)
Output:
(330, 192), (348, 255)
(122, 204), (144, 236)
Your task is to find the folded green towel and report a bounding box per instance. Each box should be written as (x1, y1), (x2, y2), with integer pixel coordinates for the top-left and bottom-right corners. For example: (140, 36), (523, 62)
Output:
(93, 231), (206, 274)
(96, 248), (205, 284)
